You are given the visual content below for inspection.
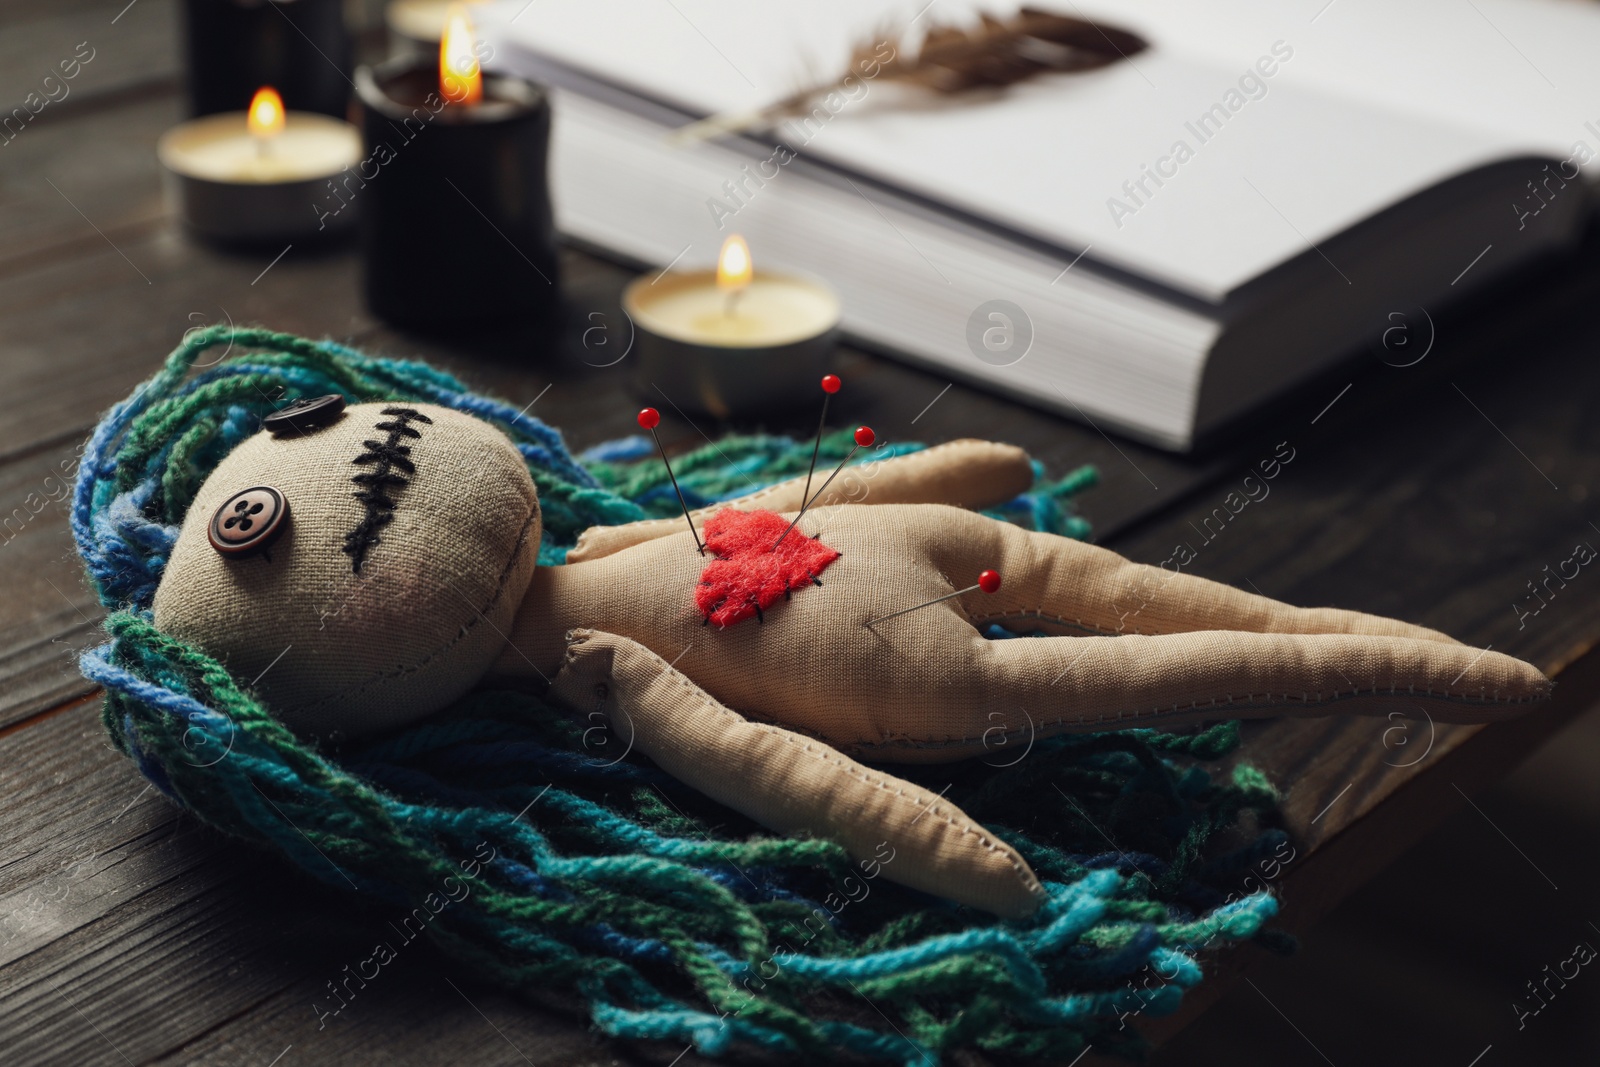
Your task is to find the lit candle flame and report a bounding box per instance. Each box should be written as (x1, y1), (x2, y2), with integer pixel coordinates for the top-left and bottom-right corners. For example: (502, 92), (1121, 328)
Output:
(440, 5), (484, 105)
(247, 87), (285, 148)
(717, 234), (753, 294)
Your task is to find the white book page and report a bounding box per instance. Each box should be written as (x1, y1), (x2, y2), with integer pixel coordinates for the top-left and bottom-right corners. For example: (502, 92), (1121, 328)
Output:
(483, 0), (1542, 300)
(1109, 0), (1600, 169)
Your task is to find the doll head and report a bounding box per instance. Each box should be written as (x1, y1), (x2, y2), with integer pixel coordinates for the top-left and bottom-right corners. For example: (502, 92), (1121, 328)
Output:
(151, 400), (540, 739)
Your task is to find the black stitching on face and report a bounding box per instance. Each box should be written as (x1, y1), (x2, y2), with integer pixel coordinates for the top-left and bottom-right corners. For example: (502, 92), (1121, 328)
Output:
(342, 407), (433, 574)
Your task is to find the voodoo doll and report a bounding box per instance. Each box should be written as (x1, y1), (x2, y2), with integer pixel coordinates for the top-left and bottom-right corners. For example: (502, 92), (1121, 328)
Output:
(153, 398), (1550, 918)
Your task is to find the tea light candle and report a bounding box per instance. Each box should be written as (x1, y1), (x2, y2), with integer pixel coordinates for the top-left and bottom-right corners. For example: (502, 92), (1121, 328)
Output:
(623, 235), (841, 419)
(355, 5), (561, 329)
(158, 86), (363, 245)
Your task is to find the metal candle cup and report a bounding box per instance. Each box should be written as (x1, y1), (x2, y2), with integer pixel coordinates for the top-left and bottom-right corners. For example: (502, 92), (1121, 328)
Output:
(353, 56), (561, 330)
(158, 96), (363, 246)
(622, 268), (840, 420)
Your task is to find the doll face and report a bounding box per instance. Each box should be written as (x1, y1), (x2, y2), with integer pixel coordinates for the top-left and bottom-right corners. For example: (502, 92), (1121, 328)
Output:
(152, 401), (540, 739)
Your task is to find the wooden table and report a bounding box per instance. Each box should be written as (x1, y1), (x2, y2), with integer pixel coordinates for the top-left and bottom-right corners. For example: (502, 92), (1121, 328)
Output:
(5, 4), (1600, 1063)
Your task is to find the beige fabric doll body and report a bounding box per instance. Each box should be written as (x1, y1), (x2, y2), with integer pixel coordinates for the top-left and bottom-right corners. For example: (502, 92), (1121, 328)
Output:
(154, 403), (1551, 919)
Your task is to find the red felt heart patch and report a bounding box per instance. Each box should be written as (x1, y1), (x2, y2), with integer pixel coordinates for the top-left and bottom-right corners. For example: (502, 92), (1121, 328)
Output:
(696, 509), (840, 627)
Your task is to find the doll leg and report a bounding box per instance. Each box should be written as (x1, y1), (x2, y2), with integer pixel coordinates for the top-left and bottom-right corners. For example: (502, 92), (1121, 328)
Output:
(849, 626), (1550, 764)
(847, 507), (1548, 762)
(924, 506), (1463, 643)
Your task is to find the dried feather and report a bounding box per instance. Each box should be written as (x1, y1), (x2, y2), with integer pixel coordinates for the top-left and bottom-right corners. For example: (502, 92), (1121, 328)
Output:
(671, 6), (1148, 144)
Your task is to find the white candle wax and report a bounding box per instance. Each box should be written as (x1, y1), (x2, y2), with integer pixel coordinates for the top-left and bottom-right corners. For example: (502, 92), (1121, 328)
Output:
(628, 270), (839, 347)
(622, 266), (839, 417)
(159, 111), (361, 185)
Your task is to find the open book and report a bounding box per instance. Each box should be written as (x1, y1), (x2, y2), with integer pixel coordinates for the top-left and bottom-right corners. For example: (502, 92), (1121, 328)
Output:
(481, 0), (1595, 450)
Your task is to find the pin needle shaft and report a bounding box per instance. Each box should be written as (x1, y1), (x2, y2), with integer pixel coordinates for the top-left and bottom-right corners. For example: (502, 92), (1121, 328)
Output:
(638, 408), (704, 554)
(864, 570), (1001, 627)
(773, 424), (874, 551)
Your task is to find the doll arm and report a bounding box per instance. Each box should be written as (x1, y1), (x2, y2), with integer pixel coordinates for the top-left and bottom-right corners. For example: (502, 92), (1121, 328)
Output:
(565, 438), (1033, 563)
(549, 628), (1045, 919)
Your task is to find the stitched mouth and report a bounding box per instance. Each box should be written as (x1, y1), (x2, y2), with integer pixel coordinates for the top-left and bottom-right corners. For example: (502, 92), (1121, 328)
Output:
(342, 406), (433, 574)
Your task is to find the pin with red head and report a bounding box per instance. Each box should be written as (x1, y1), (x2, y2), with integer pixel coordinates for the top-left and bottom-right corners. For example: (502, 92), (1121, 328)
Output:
(637, 407), (704, 554)
(864, 570), (1001, 627)
(801, 374), (842, 509)
(773, 425), (875, 550)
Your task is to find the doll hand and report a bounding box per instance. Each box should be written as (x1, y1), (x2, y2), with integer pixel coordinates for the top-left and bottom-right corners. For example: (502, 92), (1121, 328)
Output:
(550, 628), (1046, 919)
(565, 438), (1032, 563)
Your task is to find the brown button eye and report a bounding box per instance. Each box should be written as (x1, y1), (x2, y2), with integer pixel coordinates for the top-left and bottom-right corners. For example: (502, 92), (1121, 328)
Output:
(208, 486), (289, 557)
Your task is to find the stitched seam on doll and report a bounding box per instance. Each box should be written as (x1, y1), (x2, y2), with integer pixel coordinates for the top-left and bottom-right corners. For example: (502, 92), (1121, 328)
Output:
(968, 608), (1455, 641)
(710, 687), (1036, 895)
(761, 728), (1043, 895)
(290, 501), (539, 713)
(844, 685), (1553, 752)
(342, 407), (434, 574)
(757, 674), (1550, 751)
(967, 609), (1136, 636)
(603, 642), (1041, 898)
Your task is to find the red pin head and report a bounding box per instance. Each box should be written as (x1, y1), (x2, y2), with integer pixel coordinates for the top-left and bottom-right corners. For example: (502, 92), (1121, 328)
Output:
(638, 406), (703, 553)
(821, 374), (841, 394)
(854, 426), (875, 447)
(863, 567), (1005, 626)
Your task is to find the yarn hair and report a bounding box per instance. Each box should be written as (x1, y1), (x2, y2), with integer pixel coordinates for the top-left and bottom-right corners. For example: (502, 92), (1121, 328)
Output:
(73, 326), (1287, 1064)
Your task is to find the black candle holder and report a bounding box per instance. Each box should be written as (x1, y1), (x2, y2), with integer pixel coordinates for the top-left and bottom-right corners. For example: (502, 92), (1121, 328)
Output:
(354, 57), (562, 331)
(180, 0), (352, 119)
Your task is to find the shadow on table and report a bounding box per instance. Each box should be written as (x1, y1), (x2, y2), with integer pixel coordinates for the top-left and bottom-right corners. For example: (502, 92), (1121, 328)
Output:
(1157, 700), (1600, 1067)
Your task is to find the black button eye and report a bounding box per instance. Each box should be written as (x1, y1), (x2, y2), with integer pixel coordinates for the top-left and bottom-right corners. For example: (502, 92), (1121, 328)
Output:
(264, 394), (347, 436)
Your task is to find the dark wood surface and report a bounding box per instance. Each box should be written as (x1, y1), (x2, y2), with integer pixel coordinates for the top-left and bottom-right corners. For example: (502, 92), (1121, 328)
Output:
(4, 7), (1600, 1066)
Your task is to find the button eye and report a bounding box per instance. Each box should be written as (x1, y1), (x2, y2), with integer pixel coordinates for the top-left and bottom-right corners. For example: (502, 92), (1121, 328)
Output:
(208, 486), (290, 557)
(263, 394), (346, 436)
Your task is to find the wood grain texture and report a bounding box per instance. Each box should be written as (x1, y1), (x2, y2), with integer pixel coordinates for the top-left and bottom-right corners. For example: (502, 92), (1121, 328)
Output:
(0, 91), (176, 278)
(5, 3), (1600, 1063)
(0, 442), (103, 727)
(1112, 296), (1600, 847)
(0, 0), (177, 114)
